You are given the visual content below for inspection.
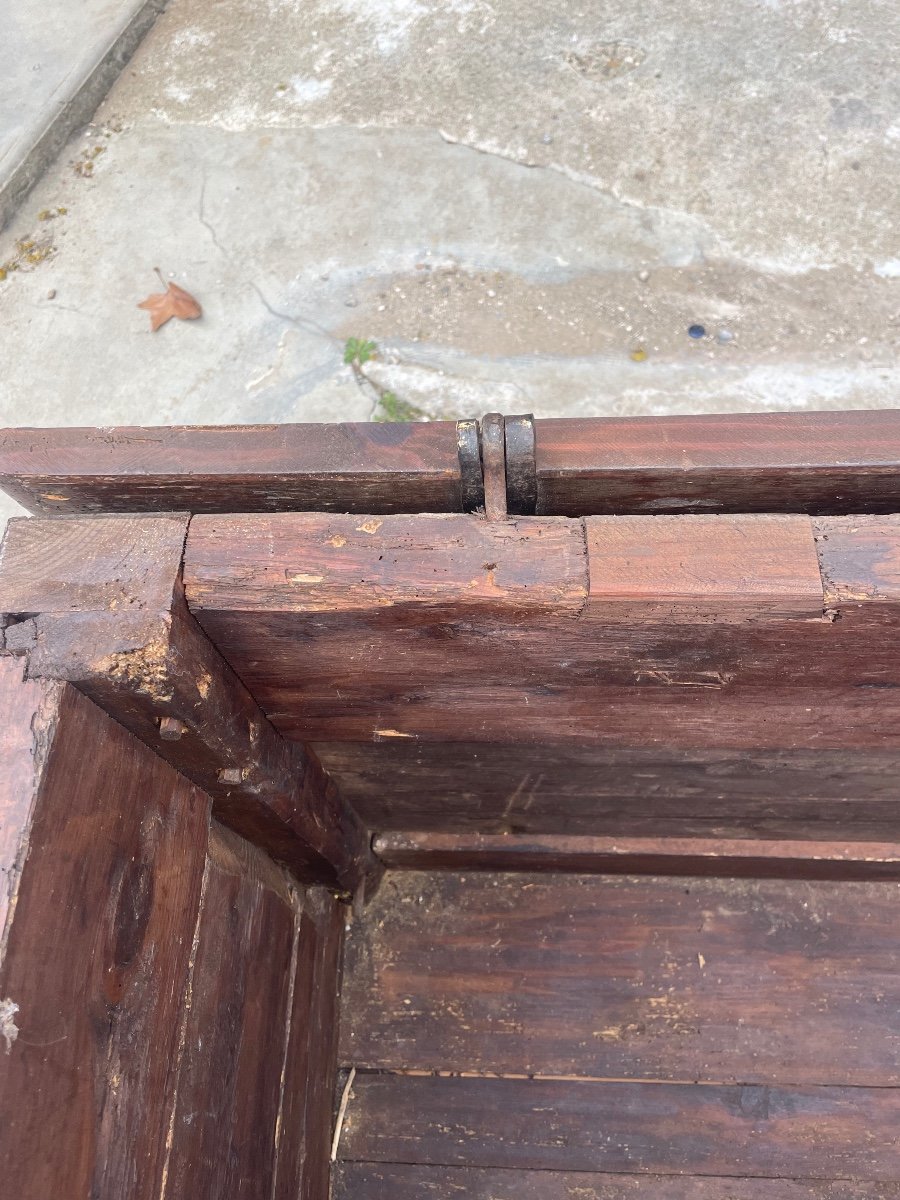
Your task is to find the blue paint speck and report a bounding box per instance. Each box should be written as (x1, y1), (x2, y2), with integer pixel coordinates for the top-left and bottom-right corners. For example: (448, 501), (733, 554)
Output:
(688, 324), (706, 339)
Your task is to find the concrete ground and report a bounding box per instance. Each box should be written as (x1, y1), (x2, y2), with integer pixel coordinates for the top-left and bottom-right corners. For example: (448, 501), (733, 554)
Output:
(0, 0), (166, 227)
(0, 0), (897, 523)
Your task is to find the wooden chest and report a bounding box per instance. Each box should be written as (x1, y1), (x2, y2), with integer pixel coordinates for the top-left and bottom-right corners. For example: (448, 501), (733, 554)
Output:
(0, 411), (898, 1198)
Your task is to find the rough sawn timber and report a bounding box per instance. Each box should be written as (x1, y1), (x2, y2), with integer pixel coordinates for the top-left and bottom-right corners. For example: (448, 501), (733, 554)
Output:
(0, 513), (375, 891)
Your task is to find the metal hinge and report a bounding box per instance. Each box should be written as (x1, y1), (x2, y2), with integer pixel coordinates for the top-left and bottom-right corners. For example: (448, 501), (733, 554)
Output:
(456, 413), (537, 519)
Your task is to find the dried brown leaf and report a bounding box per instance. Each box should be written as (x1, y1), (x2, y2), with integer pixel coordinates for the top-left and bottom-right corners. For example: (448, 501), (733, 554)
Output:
(138, 269), (202, 331)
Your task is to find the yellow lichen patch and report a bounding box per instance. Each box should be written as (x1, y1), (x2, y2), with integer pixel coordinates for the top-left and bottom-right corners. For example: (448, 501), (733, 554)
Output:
(1, 230), (56, 278)
(356, 518), (383, 535)
(73, 144), (105, 177)
(327, 533), (348, 548)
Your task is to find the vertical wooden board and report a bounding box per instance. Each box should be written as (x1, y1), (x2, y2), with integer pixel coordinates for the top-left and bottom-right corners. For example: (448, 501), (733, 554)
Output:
(163, 822), (298, 1200)
(0, 657), (61, 953)
(272, 889), (345, 1200)
(0, 682), (210, 1200)
(301, 891), (345, 1200)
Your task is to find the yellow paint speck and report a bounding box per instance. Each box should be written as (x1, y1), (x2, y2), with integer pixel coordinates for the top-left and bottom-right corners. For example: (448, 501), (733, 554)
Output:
(356, 519), (383, 534)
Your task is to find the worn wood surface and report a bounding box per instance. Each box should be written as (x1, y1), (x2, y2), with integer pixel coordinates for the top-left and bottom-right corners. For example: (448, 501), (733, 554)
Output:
(268, 885), (345, 1200)
(315, 740), (900, 837)
(584, 513), (823, 622)
(0, 513), (374, 889)
(0, 657), (61, 948)
(0, 422), (462, 515)
(335, 1163), (900, 1200)
(164, 823), (297, 1200)
(0, 678), (210, 1200)
(186, 512), (900, 837)
(4, 412), (900, 519)
(161, 824), (343, 1200)
(340, 871), (900, 1086)
(534, 410), (900, 515)
(373, 831), (900, 879)
(338, 1072), (900, 1179)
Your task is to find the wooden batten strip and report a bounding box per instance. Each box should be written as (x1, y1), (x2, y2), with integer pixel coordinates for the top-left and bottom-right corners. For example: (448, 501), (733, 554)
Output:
(534, 410), (900, 516)
(373, 832), (900, 880)
(0, 422), (463, 516)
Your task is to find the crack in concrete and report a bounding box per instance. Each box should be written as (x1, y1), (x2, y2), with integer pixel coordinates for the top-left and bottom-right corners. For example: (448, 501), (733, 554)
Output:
(197, 171), (230, 260)
(436, 127), (715, 245)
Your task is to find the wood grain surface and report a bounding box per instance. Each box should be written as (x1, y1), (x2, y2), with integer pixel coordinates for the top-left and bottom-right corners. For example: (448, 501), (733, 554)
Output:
(335, 1162), (900, 1200)
(338, 1072), (900, 1179)
(0, 680), (210, 1200)
(340, 871), (900, 1087)
(0, 422), (462, 515)
(534, 411), (900, 515)
(0, 513), (374, 889)
(373, 831), (900, 879)
(185, 511), (900, 837)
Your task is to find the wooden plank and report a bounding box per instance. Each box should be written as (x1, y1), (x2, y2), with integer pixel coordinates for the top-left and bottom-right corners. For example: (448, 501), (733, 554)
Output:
(271, 887), (345, 1200)
(373, 832), (900, 879)
(184, 512), (900, 836)
(534, 411), (900, 515)
(338, 1072), (900, 1180)
(315, 740), (900, 837)
(335, 1162), (900, 1200)
(584, 513), (823, 622)
(0, 514), (375, 890)
(0, 679), (210, 1200)
(163, 822), (298, 1200)
(340, 872), (900, 1086)
(185, 512), (588, 616)
(0, 422), (462, 515)
(300, 891), (345, 1200)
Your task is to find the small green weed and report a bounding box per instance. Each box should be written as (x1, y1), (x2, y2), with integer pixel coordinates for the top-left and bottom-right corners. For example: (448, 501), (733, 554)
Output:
(343, 337), (378, 366)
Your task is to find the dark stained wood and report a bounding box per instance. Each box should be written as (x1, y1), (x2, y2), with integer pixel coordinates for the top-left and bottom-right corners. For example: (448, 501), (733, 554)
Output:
(340, 872), (900, 1086)
(268, 885), (345, 1200)
(0, 677), (210, 1200)
(300, 891), (345, 1200)
(584, 513), (823, 622)
(314, 740), (900, 837)
(374, 831), (900, 879)
(184, 510), (900, 836)
(0, 514), (374, 890)
(335, 1162), (900, 1200)
(186, 512), (587, 616)
(163, 822), (297, 1200)
(534, 410), (900, 515)
(0, 422), (462, 515)
(338, 1072), (900, 1180)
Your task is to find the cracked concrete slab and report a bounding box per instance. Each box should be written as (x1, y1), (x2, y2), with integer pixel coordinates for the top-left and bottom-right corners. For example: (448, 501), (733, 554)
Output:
(0, 0), (897, 528)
